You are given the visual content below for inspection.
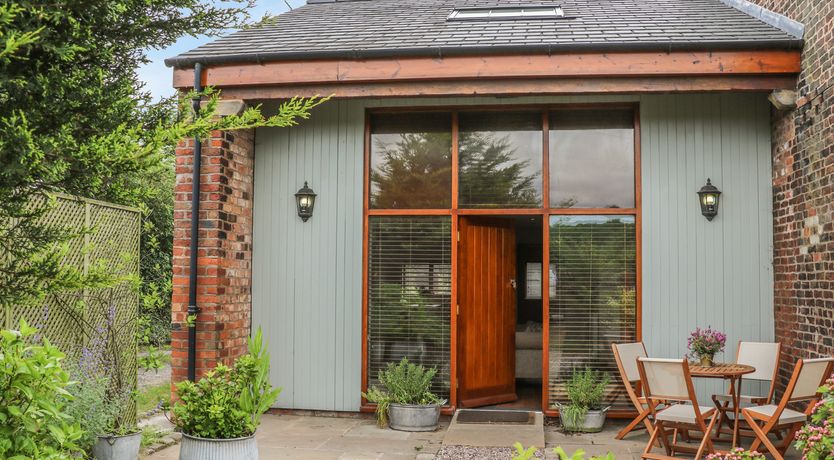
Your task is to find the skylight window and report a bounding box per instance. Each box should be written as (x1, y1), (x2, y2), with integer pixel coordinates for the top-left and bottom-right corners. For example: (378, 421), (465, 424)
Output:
(448, 6), (565, 21)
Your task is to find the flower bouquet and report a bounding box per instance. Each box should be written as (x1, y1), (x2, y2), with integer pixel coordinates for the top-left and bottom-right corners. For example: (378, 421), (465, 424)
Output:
(687, 326), (726, 367)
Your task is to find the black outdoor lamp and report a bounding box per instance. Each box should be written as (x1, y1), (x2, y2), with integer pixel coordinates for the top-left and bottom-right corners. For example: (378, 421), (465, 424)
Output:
(295, 181), (317, 222)
(697, 178), (721, 221)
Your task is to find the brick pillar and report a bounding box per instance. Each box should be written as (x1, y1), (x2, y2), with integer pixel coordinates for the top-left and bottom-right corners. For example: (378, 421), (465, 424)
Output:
(172, 129), (255, 383)
(749, 0), (834, 391)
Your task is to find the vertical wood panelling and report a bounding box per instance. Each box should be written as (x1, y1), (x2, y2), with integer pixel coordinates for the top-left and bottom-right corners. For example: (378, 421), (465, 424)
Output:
(253, 93), (773, 411)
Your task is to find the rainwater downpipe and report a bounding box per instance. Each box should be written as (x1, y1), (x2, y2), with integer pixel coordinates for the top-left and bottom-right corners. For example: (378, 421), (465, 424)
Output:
(187, 62), (203, 382)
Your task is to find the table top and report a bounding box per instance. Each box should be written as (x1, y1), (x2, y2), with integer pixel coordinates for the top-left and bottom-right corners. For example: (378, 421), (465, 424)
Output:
(688, 362), (755, 378)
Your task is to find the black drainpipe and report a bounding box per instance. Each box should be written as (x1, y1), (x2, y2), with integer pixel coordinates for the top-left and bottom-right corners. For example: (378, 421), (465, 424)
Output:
(187, 62), (203, 382)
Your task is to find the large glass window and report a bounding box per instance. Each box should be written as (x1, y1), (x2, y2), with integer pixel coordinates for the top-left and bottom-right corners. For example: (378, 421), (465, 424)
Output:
(370, 113), (452, 209)
(459, 111), (543, 208)
(549, 110), (635, 209)
(367, 216), (452, 400)
(548, 215), (637, 410)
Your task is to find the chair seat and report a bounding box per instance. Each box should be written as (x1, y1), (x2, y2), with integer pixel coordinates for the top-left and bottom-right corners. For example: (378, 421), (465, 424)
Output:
(746, 404), (807, 424)
(713, 394), (768, 405)
(656, 404), (716, 423)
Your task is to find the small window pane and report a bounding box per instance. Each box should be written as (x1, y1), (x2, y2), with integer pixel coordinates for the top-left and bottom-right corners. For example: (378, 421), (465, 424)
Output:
(549, 110), (635, 209)
(459, 111), (543, 208)
(370, 113), (452, 209)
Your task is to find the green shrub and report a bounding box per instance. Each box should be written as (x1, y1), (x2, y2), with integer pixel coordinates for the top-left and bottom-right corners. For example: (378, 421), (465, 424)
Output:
(0, 320), (84, 459)
(511, 444), (615, 460)
(562, 367), (610, 432)
(61, 362), (129, 452)
(171, 328), (280, 439)
(362, 358), (443, 427)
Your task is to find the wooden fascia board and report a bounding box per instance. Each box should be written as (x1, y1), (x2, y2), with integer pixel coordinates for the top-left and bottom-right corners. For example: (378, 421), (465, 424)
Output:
(172, 50), (801, 90)
(209, 75), (797, 99)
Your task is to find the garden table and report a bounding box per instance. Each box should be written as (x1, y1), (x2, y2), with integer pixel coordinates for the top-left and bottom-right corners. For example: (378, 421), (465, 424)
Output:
(688, 362), (755, 449)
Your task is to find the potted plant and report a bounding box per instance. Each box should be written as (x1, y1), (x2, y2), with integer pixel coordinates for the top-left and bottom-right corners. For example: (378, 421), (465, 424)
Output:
(362, 358), (445, 432)
(687, 326), (726, 367)
(170, 328), (280, 460)
(559, 367), (611, 433)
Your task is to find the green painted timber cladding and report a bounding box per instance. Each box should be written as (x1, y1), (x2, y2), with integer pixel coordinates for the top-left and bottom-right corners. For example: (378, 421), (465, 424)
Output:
(252, 94), (774, 411)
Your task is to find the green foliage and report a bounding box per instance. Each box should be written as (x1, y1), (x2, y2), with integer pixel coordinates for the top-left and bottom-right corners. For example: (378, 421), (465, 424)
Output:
(794, 374), (834, 460)
(172, 328), (280, 439)
(566, 368), (610, 409)
(140, 425), (167, 449)
(362, 358), (443, 427)
(0, 320), (84, 459)
(562, 368), (610, 432)
(512, 442), (539, 460)
(553, 447), (615, 460)
(458, 131), (540, 207)
(0, 0), (327, 336)
(510, 445), (615, 460)
(61, 362), (126, 452)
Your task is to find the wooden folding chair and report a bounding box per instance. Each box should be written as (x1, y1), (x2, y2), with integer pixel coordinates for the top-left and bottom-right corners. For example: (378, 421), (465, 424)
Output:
(711, 341), (781, 440)
(742, 357), (834, 460)
(612, 342), (658, 440)
(637, 358), (719, 460)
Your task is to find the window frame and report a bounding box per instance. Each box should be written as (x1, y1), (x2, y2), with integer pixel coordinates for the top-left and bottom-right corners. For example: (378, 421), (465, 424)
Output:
(361, 103), (642, 418)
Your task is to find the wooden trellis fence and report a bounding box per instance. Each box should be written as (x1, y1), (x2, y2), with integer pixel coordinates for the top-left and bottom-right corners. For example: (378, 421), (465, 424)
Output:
(4, 193), (141, 421)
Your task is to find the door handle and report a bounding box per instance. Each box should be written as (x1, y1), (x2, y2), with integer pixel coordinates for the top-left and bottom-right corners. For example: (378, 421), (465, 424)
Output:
(510, 279), (517, 289)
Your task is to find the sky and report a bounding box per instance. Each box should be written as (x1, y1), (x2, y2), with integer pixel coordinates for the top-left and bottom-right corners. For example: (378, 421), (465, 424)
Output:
(137, 1), (306, 101)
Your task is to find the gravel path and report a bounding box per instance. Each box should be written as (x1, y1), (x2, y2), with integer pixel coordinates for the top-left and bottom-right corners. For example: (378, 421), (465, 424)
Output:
(435, 446), (544, 459)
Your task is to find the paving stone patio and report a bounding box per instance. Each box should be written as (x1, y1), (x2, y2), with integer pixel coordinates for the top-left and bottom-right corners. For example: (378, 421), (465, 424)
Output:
(143, 414), (802, 459)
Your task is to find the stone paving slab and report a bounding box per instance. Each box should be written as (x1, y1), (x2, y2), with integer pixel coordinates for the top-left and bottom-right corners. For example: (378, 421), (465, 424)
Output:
(142, 414), (803, 459)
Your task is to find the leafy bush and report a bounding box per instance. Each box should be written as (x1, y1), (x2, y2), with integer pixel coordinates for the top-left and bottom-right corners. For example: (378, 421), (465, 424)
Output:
(171, 328), (280, 439)
(61, 362), (127, 452)
(362, 358), (444, 427)
(0, 320), (84, 459)
(562, 368), (610, 431)
(794, 373), (834, 460)
(511, 444), (614, 460)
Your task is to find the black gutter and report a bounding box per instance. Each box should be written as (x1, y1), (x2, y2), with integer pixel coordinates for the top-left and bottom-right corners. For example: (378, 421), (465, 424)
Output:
(187, 62), (203, 382)
(164, 39), (803, 68)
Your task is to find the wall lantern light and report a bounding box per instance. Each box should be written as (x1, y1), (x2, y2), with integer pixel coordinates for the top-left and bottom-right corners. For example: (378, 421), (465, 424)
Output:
(295, 181), (317, 222)
(697, 178), (721, 221)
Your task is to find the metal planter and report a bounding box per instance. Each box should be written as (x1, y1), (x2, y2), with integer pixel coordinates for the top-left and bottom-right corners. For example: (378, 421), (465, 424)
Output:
(559, 407), (608, 433)
(179, 433), (258, 460)
(93, 432), (141, 460)
(388, 403), (441, 432)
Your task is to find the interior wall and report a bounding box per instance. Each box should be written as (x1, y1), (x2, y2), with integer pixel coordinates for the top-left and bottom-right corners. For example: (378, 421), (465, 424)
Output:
(252, 93), (773, 411)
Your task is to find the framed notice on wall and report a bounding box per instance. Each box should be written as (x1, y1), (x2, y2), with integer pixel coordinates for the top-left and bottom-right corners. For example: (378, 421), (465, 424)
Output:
(525, 262), (557, 299)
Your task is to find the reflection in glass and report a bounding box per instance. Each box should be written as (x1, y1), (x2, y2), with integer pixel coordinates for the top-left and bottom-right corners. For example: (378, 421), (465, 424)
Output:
(458, 112), (542, 208)
(547, 215), (636, 410)
(549, 110), (634, 208)
(370, 113), (452, 209)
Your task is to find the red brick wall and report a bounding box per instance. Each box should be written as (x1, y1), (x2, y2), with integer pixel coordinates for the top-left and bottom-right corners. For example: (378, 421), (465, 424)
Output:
(171, 129), (255, 382)
(750, 0), (834, 389)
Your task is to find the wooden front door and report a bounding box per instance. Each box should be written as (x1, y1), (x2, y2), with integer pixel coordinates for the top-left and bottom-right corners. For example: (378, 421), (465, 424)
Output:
(457, 217), (517, 408)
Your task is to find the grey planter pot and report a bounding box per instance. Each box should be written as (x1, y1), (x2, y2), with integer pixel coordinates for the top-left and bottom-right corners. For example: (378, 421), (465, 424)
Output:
(388, 403), (441, 432)
(559, 407), (609, 433)
(179, 433), (258, 460)
(92, 432), (141, 460)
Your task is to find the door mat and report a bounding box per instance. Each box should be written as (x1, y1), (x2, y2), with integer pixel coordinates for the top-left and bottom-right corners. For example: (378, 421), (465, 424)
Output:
(455, 410), (535, 425)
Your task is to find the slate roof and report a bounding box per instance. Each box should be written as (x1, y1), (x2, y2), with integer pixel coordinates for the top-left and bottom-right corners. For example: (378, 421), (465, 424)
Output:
(166, 0), (802, 67)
